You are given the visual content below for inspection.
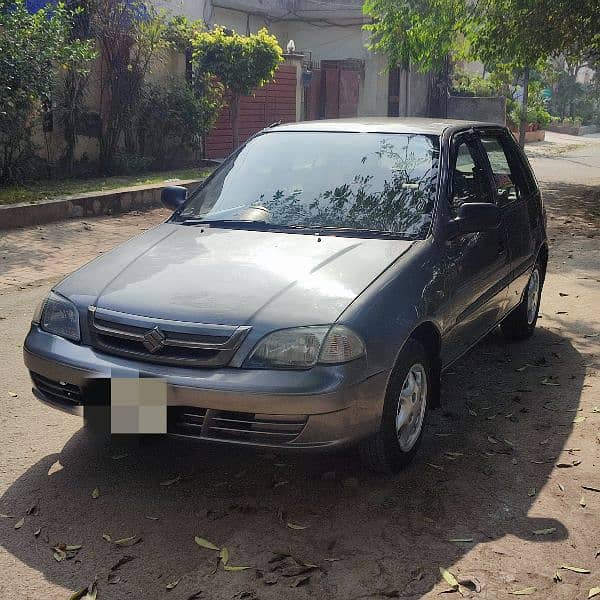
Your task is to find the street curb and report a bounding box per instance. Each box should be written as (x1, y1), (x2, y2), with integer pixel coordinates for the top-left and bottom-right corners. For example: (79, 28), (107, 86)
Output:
(0, 179), (202, 231)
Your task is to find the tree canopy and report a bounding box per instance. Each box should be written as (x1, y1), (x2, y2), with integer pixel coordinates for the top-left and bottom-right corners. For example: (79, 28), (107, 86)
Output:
(191, 26), (283, 148)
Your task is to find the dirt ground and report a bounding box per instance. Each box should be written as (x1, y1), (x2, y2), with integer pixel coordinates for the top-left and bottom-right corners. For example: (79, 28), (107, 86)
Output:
(0, 141), (599, 600)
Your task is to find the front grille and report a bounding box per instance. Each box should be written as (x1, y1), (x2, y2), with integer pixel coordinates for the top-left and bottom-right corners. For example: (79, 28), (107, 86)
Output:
(31, 372), (82, 406)
(168, 407), (307, 445)
(88, 307), (250, 368)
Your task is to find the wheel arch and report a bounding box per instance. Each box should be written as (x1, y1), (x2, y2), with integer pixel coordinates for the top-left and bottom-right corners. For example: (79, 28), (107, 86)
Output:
(537, 243), (549, 282)
(404, 321), (442, 408)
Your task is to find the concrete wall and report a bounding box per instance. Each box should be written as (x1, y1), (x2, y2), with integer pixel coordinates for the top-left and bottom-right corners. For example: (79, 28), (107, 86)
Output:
(447, 96), (507, 125)
(174, 0), (392, 118)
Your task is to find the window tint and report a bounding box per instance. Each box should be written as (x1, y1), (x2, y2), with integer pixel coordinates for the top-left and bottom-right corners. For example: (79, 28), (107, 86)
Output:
(450, 138), (492, 215)
(479, 134), (526, 205)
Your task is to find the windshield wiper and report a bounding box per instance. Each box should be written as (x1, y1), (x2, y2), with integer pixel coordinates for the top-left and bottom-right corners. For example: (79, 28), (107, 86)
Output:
(176, 219), (415, 239)
(313, 227), (416, 240)
(177, 219), (310, 232)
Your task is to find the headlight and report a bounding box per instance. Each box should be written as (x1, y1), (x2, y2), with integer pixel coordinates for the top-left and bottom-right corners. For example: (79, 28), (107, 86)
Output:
(36, 291), (81, 342)
(244, 325), (365, 369)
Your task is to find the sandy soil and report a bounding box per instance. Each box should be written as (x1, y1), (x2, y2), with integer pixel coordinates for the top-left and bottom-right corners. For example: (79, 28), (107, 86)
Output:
(0, 144), (598, 600)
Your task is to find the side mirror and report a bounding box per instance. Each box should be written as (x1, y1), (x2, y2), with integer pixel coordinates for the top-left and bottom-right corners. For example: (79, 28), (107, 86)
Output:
(447, 202), (501, 238)
(161, 185), (187, 211)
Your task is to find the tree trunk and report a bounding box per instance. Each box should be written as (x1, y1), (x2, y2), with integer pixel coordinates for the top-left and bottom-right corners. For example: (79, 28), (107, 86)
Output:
(230, 95), (241, 150)
(518, 67), (530, 148)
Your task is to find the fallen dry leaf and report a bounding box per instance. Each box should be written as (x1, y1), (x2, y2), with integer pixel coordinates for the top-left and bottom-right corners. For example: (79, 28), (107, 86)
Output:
(195, 536), (220, 551)
(286, 522), (308, 530)
(532, 528), (556, 536)
(110, 555), (135, 571)
(449, 537), (474, 543)
(166, 579), (180, 590)
(509, 587), (537, 595)
(458, 575), (482, 593)
(553, 571), (562, 583)
(573, 416), (587, 424)
(541, 378), (560, 386)
(219, 547), (229, 566)
(114, 535), (140, 547)
(589, 588), (600, 599)
(160, 475), (182, 487)
(47, 461), (63, 476)
(439, 567), (459, 591)
(102, 533), (111, 542)
(223, 565), (251, 572)
(34, 527), (41, 537)
(561, 565), (591, 574)
(91, 488), (100, 499)
(582, 485), (600, 493)
(290, 574), (310, 587)
(8, 391), (17, 397)
(14, 517), (24, 530)
(581, 496), (587, 507)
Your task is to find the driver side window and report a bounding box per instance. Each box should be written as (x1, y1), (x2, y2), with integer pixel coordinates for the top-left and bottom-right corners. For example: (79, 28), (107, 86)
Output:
(451, 138), (492, 217)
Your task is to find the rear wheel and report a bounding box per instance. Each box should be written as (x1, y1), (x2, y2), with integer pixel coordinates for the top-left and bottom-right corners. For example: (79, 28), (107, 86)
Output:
(501, 262), (543, 341)
(359, 340), (430, 473)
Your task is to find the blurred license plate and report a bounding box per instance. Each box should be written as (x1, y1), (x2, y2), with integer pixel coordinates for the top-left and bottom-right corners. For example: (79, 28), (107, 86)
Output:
(110, 378), (167, 434)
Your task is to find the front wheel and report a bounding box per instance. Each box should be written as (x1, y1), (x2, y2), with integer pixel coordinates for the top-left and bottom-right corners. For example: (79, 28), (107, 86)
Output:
(501, 263), (543, 341)
(359, 340), (430, 473)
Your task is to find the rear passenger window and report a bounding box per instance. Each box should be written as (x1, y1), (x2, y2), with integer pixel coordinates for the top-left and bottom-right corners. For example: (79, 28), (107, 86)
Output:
(479, 134), (528, 205)
(450, 138), (493, 216)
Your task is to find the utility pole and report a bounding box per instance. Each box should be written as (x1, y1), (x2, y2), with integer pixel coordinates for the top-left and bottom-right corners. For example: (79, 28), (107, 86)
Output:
(518, 67), (530, 148)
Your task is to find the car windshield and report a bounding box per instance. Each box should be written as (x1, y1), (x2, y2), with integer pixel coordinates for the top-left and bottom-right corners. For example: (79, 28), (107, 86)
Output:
(176, 131), (440, 239)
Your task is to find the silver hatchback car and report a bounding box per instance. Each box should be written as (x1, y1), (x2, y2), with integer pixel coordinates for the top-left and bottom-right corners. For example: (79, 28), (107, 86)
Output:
(24, 118), (547, 472)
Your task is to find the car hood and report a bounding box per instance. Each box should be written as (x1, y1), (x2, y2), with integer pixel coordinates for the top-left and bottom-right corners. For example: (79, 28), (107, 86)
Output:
(56, 223), (413, 328)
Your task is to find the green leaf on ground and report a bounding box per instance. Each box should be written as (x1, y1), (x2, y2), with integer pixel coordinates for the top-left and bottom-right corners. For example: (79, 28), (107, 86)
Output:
(532, 528), (556, 535)
(219, 547), (229, 566)
(91, 487), (100, 499)
(439, 567), (459, 591)
(223, 565), (251, 571)
(114, 535), (139, 547)
(195, 536), (220, 551)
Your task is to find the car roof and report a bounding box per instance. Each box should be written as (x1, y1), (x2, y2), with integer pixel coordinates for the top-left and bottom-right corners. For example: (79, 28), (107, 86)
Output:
(273, 117), (503, 135)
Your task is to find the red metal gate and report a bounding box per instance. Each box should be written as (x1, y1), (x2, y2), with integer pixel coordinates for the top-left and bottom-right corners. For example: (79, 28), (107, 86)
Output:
(305, 59), (362, 120)
(204, 64), (297, 159)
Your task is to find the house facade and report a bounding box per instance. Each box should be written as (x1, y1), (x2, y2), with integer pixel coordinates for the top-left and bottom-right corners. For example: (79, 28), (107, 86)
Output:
(171, 0), (432, 122)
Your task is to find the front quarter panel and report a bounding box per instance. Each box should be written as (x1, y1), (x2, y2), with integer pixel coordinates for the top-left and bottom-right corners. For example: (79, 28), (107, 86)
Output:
(339, 238), (446, 376)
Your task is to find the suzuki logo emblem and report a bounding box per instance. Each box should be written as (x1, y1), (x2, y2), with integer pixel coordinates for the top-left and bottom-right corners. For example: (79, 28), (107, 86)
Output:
(142, 326), (167, 353)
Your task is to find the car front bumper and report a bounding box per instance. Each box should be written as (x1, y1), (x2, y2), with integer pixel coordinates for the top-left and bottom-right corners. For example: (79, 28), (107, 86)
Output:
(23, 325), (388, 450)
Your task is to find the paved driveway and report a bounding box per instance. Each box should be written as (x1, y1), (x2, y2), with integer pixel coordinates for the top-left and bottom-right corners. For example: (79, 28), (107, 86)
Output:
(0, 144), (599, 600)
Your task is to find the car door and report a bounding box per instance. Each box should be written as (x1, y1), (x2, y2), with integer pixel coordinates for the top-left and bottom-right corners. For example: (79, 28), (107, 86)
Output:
(441, 132), (511, 365)
(477, 130), (537, 314)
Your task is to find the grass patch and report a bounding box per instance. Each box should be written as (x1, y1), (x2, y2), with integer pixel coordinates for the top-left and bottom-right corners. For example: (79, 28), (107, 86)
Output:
(0, 167), (211, 206)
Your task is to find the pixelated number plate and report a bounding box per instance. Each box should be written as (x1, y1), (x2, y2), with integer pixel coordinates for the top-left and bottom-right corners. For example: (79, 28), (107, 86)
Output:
(110, 378), (167, 434)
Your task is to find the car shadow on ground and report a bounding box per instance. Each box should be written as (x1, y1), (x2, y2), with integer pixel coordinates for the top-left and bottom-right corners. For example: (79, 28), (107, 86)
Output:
(0, 326), (585, 599)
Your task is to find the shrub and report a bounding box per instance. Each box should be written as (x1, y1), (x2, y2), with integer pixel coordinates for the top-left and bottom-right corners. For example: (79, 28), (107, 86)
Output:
(451, 69), (499, 97)
(136, 77), (223, 168)
(0, 0), (95, 183)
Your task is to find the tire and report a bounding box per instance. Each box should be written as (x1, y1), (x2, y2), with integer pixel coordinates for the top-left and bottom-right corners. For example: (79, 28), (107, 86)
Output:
(501, 262), (543, 341)
(359, 339), (430, 473)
